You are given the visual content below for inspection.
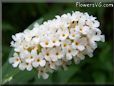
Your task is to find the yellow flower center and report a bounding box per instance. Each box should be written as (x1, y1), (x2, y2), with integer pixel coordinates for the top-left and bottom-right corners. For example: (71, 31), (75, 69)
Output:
(75, 42), (79, 45)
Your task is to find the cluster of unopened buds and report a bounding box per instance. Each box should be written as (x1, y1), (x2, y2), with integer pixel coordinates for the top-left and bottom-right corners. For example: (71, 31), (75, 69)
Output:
(9, 11), (105, 79)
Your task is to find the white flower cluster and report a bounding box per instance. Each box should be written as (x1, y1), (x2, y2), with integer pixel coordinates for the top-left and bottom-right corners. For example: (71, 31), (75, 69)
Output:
(9, 11), (105, 79)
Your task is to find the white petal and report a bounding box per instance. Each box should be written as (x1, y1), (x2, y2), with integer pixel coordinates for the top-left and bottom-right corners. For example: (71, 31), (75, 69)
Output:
(75, 26), (80, 32)
(100, 35), (105, 42)
(9, 57), (15, 63)
(93, 20), (100, 27)
(50, 63), (56, 69)
(87, 52), (93, 58)
(14, 53), (18, 57)
(19, 63), (26, 70)
(82, 26), (89, 34)
(12, 62), (19, 68)
(45, 56), (51, 61)
(34, 23), (40, 28)
(12, 35), (16, 41)
(39, 60), (46, 67)
(51, 56), (57, 61)
(72, 50), (78, 56)
(32, 62), (39, 68)
(20, 50), (30, 58)
(92, 36), (101, 41)
(78, 53), (85, 60)
(56, 60), (61, 66)
(72, 43), (76, 49)
(42, 73), (49, 79)
(31, 50), (37, 58)
(26, 58), (32, 63)
(57, 54), (63, 59)
(86, 45), (93, 53)
(32, 38), (39, 44)
(93, 28), (101, 35)
(77, 45), (85, 51)
(66, 54), (72, 60)
(80, 37), (87, 46)
(90, 41), (97, 49)
(55, 41), (61, 46)
(27, 65), (33, 71)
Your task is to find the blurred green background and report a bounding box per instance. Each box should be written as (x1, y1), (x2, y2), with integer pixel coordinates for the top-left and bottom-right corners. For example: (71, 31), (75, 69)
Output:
(2, 3), (113, 85)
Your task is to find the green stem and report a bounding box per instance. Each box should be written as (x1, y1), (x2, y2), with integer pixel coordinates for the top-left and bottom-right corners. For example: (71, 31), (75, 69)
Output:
(2, 69), (20, 84)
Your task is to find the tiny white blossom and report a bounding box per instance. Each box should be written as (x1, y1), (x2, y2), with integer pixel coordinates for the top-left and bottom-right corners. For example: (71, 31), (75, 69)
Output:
(59, 29), (69, 41)
(31, 51), (46, 68)
(72, 37), (87, 51)
(65, 46), (78, 60)
(52, 47), (64, 59)
(9, 53), (21, 68)
(42, 48), (52, 61)
(19, 62), (33, 71)
(40, 37), (53, 48)
(61, 39), (71, 50)
(38, 67), (49, 79)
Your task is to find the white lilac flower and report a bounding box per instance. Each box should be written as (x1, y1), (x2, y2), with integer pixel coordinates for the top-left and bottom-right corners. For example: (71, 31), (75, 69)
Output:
(37, 67), (49, 79)
(9, 53), (21, 68)
(12, 33), (24, 42)
(65, 46), (78, 60)
(61, 39), (71, 50)
(76, 25), (90, 35)
(20, 50), (30, 59)
(73, 51), (85, 64)
(18, 61), (33, 71)
(83, 45), (94, 58)
(31, 51), (46, 68)
(9, 11), (105, 79)
(51, 36), (61, 47)
(48, 61), (58, 70)
(60, 58), (72, 70)
(40, 37), (53, 48)
(42, 48), (53, 61)
(69, 29), (81, 40)
(52, 47), (64, 59)
(72, 37), (87, 51)
(59, 29), (69, 41)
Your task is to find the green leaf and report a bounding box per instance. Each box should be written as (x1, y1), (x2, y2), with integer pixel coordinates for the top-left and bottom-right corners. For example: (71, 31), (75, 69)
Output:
(9, 69), (36, 84)
(92, 71), (106, 84)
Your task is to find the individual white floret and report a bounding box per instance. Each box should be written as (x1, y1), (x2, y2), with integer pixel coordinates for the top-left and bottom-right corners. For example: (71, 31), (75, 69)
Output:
(61, 39), (71, 50)
(41, 48), (51, 61)
(59, 29), (69, 41)
(31, 51), (46, 68)
(51, 47), (64, 60)
(37, 67), (49, 79)
(9, 53), (21, 68)
(19, 62), (33, 71)
(51, 36), (61, 47)
(65, 46), (78, 60)
(69, 29), (81, 40)
(40, 37), (54, 48)
(73, 51), (85, 64)
(72, 37), (87, 51)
